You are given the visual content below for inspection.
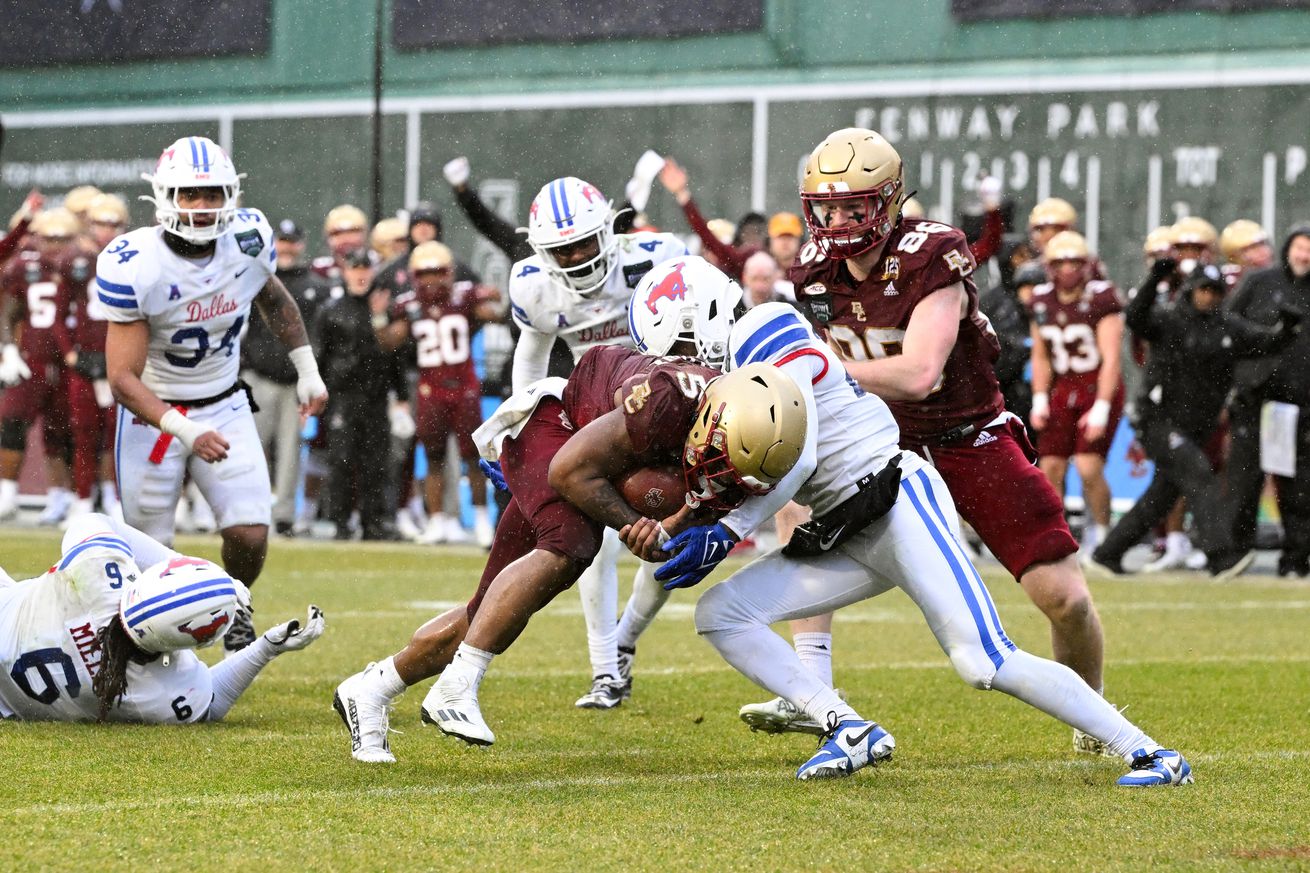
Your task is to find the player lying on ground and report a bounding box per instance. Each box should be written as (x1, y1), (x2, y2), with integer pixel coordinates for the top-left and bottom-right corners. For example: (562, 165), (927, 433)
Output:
(333, 347), (805, 762)
(621, 257), (1192, 786)
(0, 513), (324, 722)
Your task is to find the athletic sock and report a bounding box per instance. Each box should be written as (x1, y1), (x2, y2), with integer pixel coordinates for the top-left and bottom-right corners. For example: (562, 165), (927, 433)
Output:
(443, 643), (494, 693)
(616, 561), (670, 650)
(366, 656), (408, 700)
(990, 649), (1155, 761)
(793, 632), (834, 688)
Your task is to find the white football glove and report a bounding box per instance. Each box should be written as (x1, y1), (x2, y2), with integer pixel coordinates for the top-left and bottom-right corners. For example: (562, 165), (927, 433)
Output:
(389, 403), (416, 440)
(263, 605), (325, 652)
(625, 149), (665, 213)
(978, 175), (1003, 211)
(443, 156), (471, 188)
(0, 344), (31, 387)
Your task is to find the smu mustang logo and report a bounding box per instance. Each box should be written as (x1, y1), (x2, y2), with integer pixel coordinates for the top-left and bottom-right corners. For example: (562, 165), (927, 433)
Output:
(177, 613), (229, 645)
(644, 261), (689, 314)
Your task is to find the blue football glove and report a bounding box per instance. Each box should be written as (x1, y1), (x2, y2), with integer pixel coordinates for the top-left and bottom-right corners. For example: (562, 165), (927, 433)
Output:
(654, 522), (737, 590)
(478, 459), (509, 492)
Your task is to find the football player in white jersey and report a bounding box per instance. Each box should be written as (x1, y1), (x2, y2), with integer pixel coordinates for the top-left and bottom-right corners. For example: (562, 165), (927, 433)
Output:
(0, 513), (324, 723)
(622, 258), (1194, 787)
(99, 137), (328, 652)
(503, 175), (687, 709)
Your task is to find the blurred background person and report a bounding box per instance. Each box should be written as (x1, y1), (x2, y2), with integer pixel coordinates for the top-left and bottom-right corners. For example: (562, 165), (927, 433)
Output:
(1226, 223), (1310, 576)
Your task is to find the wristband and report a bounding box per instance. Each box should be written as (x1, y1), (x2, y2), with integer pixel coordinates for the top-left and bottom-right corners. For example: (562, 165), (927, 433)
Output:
(159, 408), (209, 451)
(371, 313), (389, 330)
(288, 345), (321, 380)
(1086, 399), (1112, 428)
(1030, 392), (1050, 417)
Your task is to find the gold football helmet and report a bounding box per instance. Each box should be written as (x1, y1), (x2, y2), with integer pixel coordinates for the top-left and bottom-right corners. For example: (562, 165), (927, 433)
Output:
(801, 128), (905, 259)
(84, 193), (130, 227)
(1220, 219), (1268, 262)
(1172, 216), (1218, 249)
(62, 185), (104, 219)
(324, 204), (367, 235)
(30, 207), (81, 241)
(1028, 197), (1077, 231)
(1143, 225), (1176, 258)
(409, 240), (453, 273)
(1043, 230), (1090, 263)
(901, 197), (926, 220)
(683, 363), (807, 511)
(370, 217), (408, 261)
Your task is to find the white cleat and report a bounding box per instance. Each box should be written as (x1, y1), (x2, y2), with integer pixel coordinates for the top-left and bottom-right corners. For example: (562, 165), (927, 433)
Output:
(474, 516), (495, 549)
(739, 695), (829, 736)
(574, 675), (627, 709)
(443, 517), (471, 544)
(1073, 728), (1121, 759)
(1184, 550), (1209, 571)
(416, 517), (446, 545)
(0, 493), (19, 522)
(60, 497), (95, 530)
(420, 677), (495, 746)
(1143, 545), (1191, 573)
(334, 668), (397, 764)
(395, 509), (422, 542)
(37, 489), (72, 526)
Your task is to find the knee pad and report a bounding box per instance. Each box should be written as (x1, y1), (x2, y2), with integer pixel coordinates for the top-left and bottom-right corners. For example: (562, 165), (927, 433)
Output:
(693, 583), (737, 635)
(0, 419), (27, 451)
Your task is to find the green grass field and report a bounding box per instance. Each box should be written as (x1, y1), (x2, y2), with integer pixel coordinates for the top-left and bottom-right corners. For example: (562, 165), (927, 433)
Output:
(2, 528), (1308, 871)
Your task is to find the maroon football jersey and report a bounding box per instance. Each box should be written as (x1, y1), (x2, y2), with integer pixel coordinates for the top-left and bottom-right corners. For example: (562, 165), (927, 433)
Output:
(561, 344), (718, 464)
(1029, 279), (1122, 391)
(789, 218), (1004, 442)
(1, 249), (70, 365)
(392, 281), (479, 394)
(56, 247), (108, 354)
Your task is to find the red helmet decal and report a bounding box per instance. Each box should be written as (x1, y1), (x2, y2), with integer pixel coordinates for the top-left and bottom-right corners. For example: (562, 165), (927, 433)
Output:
(645, 261), (688, 314)
(579, 183), (602, 203)
(177, 613), (229, 645)
(161, 557), (210, 576)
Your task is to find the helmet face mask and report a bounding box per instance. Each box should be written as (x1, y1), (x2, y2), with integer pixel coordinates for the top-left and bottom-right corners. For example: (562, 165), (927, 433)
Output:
(801, 128), (905, 260)
(629, 257), (744, 371)
(523, 177), (619, 297)
(142, 137), (242, 244)
(682, 364), (807, 512)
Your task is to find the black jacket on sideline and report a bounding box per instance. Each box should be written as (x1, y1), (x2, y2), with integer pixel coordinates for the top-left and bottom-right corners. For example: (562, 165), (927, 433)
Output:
(1128, 272), (1295, 440)
(312, 293), (407, 402)
(1227, 225), (1310, 404)
(241, 264), (334, 385)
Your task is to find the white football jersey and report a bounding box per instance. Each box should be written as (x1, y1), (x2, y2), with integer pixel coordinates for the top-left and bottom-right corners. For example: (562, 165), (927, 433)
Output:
(0, 527), (211, 723)
(726, 302), (902, 518)
(508, 231), (687, 387)
(95, 208), (277, 401)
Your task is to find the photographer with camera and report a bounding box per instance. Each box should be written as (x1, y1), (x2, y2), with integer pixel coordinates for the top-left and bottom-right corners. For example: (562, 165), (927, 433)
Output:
(1225, 225), (1310, 575)
(1090, 261), (1302, 579)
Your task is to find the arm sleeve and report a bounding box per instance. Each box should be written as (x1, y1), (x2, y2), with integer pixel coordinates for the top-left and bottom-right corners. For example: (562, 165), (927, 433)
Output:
(0, 217), (30, 266)
(681, 198), (750, 277)
(968, 209), (1005, 263)
(205, 637), (278, 721)
(511, 325), (556, 393)
(455, 187), (532, 261)
(721, 354), (821, 537)
(1124, 279), (1163, 342)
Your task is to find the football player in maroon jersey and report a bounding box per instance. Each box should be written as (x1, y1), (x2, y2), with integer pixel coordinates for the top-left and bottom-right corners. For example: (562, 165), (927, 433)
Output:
(1028, 231), (1125, 555)
(332, 347), (805, 762)
(784, 128), (1109, 756)
(375, 241), (501, 546)
(58, 194), (130, 522)
(0, 208), (77, 523)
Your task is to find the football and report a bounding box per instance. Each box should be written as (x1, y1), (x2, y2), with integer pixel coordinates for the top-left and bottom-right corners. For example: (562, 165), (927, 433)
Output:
(616, 465), (688, 519)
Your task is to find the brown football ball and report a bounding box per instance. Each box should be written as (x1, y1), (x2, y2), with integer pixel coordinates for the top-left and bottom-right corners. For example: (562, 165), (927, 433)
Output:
(616, 465), (688, 519)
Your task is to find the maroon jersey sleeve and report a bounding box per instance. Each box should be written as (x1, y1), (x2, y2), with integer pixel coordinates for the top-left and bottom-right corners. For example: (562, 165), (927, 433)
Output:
(898, 222), (977, 303)
(1089, 281), (1123, 320)
(621, 366), (707, 462)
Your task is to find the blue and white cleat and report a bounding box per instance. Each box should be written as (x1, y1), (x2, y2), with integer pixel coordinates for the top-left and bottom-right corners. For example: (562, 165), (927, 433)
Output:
(1117, 748), (1194, 787)
(796, 719), (895, 780)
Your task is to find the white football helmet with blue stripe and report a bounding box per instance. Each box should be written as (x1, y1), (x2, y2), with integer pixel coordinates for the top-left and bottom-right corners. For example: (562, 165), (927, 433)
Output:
(118, 557), (247, 653)
(522, 176), (619, 297)
(141, 136), (243, 244)
(628, 256), (743, 369)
